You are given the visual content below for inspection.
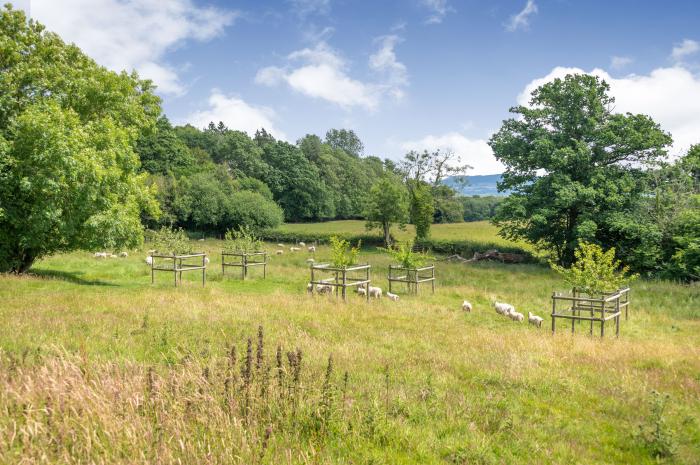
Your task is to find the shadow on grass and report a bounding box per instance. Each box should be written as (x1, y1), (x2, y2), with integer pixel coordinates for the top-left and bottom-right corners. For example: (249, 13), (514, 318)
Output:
(29, 269), (117, 287)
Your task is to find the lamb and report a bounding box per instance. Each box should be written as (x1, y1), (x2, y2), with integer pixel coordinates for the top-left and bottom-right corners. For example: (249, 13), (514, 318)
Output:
(528, 312), (544, 328)
(290, 246), (301, 252)
(368, 286), (383, 299)
(462, 300), (472, 312)
(494, 302), (514, 316)
(118, 251), (128, 258)
(276, 249), (284, 255)
(386, 292), (399, 301)
(299, 242), (306, 247)
(308, 246), (316, 253)
(145, 256), (153, 265)
(509, 311), (525, 322)
(94, 252), (107, 259)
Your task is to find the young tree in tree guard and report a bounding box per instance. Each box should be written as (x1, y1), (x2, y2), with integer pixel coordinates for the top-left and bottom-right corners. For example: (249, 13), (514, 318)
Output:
(489, 73), (672, 266)
(364, 174), (409, 247)
(0, 6), (160, 273)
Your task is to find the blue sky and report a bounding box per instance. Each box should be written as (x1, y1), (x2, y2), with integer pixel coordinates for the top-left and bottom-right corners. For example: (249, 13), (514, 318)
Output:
(17, 0), (700, 174)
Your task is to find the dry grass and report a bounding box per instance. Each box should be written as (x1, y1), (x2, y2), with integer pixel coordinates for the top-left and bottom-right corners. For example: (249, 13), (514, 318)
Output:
(0, 237), (699, 464)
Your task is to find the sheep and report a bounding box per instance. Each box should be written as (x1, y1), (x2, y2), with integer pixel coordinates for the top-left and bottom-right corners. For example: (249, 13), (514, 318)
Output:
(508, 311), (525, 322)
(528, 312), (544, 328)
(276, 249), (284, 255)
(356, 287), (367, 296)
(307, 282), (313, 293)
(386, 292), (399, 301)
(462, 300), (472, 312)
(290, 246), (301, 252)
(299, 242), (306, 247)
(494, 302), (514, 316)
(316, 284), (333, 294)
(306, 258), (315, 264)
(198, 238), (205, 242)
(277, 243), (284, 248)
(109, 254), (118, 258)
(118, 251), (128, 258)
(145, 256), (153, 265)
(368, 286), (383, 299)
(204, 257), (210, 265)
(94, 252), (107, 259)
(308, 246), (316, 253)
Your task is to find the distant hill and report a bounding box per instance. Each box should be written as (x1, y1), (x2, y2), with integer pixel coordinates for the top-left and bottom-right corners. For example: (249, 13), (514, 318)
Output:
(443, 174), (507, 196)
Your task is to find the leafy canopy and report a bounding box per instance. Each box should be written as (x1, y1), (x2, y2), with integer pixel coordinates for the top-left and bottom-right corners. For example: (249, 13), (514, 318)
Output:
(0, 6), (160, 272)
(328, 236), (361, 268)
(489, 73), (672, 267)
(364, 174), (409, 247)
(149, 227), (192, 256)
(224, 226), (264, 253)
(551, 242), (637, 295)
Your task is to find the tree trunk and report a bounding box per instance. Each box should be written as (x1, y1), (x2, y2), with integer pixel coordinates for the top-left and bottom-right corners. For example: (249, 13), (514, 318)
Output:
(9, 249), (36, 274)
(382, 222), (391, 248)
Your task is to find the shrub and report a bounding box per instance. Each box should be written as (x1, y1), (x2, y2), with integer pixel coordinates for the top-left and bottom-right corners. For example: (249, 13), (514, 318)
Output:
(149, 226), (192, 255)
(225, 191), (284, 232)
(551, 242), (637, 295)
(382, 241), (433, 269)
(329, 236), (361, 268)
(224, 225), (263, 253)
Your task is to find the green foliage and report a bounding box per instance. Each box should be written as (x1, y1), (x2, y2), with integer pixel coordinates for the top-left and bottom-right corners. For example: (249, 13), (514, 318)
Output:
(136, 116), (194, 175)
(0, 6), (160, 272)
(328, 236), (361, 268)
(551, 242), (636, 295)
(489, 73), (672, 267)
(431, 185), (463, 224)
(225, 190), (284, 232)
(635, 391), (677, 459)
(365, 174), (409, 246)
(324, 128), (364, 157)
(223, 225), (263, 253)
(408, 181), (434, 240)
(382, 241), (433, 269)
(149, 226), (191, 255)
(461, 196), (503, 221)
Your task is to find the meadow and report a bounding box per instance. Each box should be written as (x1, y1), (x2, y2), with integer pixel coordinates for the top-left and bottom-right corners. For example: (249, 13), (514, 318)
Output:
(0, 222), (699, 464)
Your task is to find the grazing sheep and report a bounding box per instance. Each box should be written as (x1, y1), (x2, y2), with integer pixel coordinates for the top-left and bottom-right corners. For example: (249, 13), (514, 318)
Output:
(386, 292), (399, 301)
(277, 243), (284, 248)
(290, 246), (301, 252)
(306, 258), (315, 264)
(276, 249), (284, 255)
(204, 257), (210, 265)
(509, 311), (525, 322)
(462, 300), (473, 312)
(299, 242), (306, 247)
(198, 238), (205, 242)
(94, 252), (107, 259)
(356, 287), (367, 296)
(145, 256), (153, 265)
(307, 282), (313, 293)
(316, 284), (333, 294)
(109, 254), (118, 258)
(528, 312), (544, 328)
(494, 302), (514, 316)
(308, 246), (316, 253)
(368, 286), (383, 299)
(119, 251), (128, 258)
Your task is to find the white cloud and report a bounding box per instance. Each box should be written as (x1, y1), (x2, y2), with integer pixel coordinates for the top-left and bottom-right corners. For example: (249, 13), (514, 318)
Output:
(421, 0), (453, 24)
(30, 0), (236, 96)
(401, 132), (505, 175)
(185, 90), (286, 140)
(610, 56), (633, 70)
(256, 40), (407, 110)
(671, 39), (699, 63)
(369, 35), (409, 100)
(517, 65), (700, 154)
(506, 0), (538, 32)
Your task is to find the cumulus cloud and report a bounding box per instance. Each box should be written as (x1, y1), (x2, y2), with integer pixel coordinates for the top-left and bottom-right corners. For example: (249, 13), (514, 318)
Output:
(506, 0), (538, 32)
(30, 0), (236, 96)
(185, 90), (286, 140)
(610, 56), (633, 70)
(517, 65), (700, 154)
(255, 39), (407, 110)
(401, 132), (505, 175)
(671, 39), (699, 63)
(421, 0), (453, 25)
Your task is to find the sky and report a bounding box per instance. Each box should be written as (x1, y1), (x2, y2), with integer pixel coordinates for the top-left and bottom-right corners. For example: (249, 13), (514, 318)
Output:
(12, 0), (700, 174)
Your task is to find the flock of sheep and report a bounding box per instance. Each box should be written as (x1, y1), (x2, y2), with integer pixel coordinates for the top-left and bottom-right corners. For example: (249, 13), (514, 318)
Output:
(277, 242), (315, 255)
(94, 251), (128, 259)
(465, 300), (544, 328)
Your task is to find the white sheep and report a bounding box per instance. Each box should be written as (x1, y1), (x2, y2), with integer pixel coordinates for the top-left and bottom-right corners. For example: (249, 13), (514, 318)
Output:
(528, 312), (544, 328)
(386, 292), (399, 301)
(308, 246), (316, 253)
(276, 249), (284, 255)
(316, 284), (333, 294)
(494, 302), (514, 316)
(145, 256), (153, 265)
(307, 282), (313, 293)
(109, 254), (118, 258)
(356, 287), (367, 296)
(462, 300), (473, 312)
(368, 286), (383, 299)
(509, 311), (525, 322)
(119, 251), (128, 258)
(306, 258), (315, 264)
(94, 252), (107, 259)
(290, 246), (301, 252)
(204, 257), (210, 265)
(299, 242), (306, 247)
(277, 243), (285, 248)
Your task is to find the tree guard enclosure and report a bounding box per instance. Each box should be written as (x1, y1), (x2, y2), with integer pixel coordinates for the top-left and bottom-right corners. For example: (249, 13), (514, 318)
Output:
(221, 251), (267, 280)
(150, 253), (207, 287)
(551, 287), (630, 337)
(309, 263), (371, 301)
(388, 265), (435, 294)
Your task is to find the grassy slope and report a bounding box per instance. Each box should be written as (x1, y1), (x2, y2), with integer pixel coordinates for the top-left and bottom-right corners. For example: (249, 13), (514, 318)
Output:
(0, 224), (699, 464)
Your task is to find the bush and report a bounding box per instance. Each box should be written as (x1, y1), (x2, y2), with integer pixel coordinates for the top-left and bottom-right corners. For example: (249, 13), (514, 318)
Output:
(224, 225), (263, 253)
(551, 242), (637, 295)
(329, 236), (361, 268)
(148, 226), (192, 255)
(382, 241), (433, 269)
(225, 191), (284, 232)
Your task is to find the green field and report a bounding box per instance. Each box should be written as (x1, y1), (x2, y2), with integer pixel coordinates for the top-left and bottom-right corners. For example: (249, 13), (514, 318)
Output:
(1, 224), (699, 464)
